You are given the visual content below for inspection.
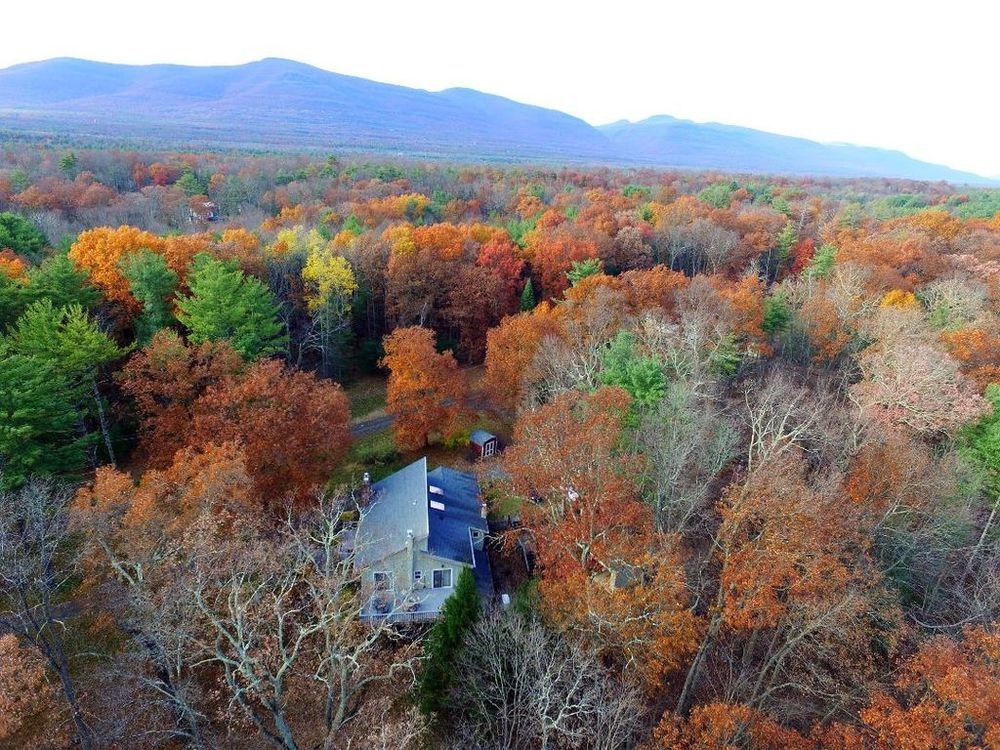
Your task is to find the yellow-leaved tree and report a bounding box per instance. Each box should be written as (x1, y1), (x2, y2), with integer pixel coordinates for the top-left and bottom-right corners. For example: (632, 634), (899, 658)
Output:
(301, 242), (357, 378)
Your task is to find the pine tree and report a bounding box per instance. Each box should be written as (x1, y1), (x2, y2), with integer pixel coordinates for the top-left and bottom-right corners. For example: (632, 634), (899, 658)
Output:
(0, 275), (22, 331)
(0, 213), (47, 263)
(5, 300), (125, 465)
(22, 254), (100, 311)
(175, 253), (286, 360)
(599, 330), (666, 411)
(776, 220), (797, 261)
(58, 151), (78, 179)
(175, 168), (207, 196)
(121, 249), (179, 346)
(0, 348), (86, 488)
(762, 292), (792, 335)
(566, 258), (603, 286)
(520, 277), (536, 311)
(415, 567), (481, 721)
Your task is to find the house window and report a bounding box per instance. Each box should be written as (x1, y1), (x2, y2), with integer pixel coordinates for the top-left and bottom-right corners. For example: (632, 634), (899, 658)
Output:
(413, 570), (423, 585)
(432, 568), (453, 589)
(482, 439), (496, 457)
(373, 571), (391, 589)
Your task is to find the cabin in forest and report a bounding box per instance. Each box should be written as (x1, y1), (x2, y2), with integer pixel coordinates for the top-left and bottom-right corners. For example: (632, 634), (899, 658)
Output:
(356, 458), (492, 623)
(188, 199), (218, 222)
(469, 429), (499, 459)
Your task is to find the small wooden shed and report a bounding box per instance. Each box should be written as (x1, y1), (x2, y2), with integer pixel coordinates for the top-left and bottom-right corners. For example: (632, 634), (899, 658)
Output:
(469, 429), (499, 459)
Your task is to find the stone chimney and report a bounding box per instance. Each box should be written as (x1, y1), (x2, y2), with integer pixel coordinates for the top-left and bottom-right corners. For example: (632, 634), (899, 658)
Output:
(360, 472), (372, 507)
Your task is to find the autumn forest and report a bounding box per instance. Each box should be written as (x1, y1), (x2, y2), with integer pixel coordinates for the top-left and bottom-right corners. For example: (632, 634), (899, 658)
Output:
(1, 143), (999, 749)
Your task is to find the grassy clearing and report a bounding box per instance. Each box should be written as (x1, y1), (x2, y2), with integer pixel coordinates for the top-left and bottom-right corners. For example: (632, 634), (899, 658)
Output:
(489, 492), (522, 519)
(329, 430), (405, 489)
(330, 407), (514, 492)
(345, 376), (387, 420)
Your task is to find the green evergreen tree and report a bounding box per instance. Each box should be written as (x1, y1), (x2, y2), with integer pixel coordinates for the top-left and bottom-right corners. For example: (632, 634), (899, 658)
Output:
(120, 249), (179, 346)
(762, 291), (792, 335)
(7, 169), (29, 193)
(709, 333), (743, 378)
(776, 221), (797, 258)
(507, 217), (537, 249)
(5, 300), (125, 465)
(566, 258), (603, 286)
(520, 277), (537, 311)
(175, 253), (286, 360)
(0, 347), (87, 488)
(960, 384), (1000, 493)
(697, 181), (735, 209)
(217, 175), (252, 215)
(958, 383), (1000, 568)
(805, 243), (837, 279)
(0, 212), (47, 262)
(415, 567), (481, 721)
(511, 577), (541, 619)
(175, 168), (207, 196)
(0, 274), (23, 331)
(58, 151), (78, 179)
(771, 195), (792, 216)
(342, 215), (364, 236)
(599, 330), (667, 411)
(22, 254), (100, 310)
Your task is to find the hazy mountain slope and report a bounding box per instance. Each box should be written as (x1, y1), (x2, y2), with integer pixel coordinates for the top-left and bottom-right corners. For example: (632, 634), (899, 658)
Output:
(599, 115), (987, 183)
(0, 57), (611, 159)
(0, 58), (989, 183)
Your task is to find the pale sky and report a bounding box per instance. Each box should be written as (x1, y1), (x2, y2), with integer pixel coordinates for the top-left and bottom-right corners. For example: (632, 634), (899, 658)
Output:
(3, 1), (998, 177)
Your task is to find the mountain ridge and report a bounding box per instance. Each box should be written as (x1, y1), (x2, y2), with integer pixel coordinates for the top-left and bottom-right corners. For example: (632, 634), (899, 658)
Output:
(0, 57), (990, 184)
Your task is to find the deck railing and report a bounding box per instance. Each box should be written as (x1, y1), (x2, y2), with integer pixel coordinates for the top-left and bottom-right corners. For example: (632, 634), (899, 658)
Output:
(360, 608), (440, 624)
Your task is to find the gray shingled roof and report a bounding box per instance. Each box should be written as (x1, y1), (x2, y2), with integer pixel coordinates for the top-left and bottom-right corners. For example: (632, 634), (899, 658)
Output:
(355, 461), (493, 597)
(355, 458), (428, 567)
(427, 466), (489, 566)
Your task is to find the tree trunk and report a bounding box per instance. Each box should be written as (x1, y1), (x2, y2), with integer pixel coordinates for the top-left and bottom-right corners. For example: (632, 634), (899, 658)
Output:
(269, 701), (299, 750)
(133, 629), (206, 749)
(91, 374), (116, 467)
(48, 639), (97, 750)
(965, 492), (1000, 579)
(675, 607), (722, 716)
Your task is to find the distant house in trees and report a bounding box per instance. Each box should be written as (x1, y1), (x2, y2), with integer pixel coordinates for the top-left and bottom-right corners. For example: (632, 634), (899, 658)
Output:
(188, 199), (218, 222)
(356, 458), (493, 623)
(469, 429), (500, 459)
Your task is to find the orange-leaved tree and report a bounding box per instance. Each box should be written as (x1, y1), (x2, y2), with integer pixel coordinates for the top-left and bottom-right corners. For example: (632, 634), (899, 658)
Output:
(480, 305), (563, 415)
(68, 225), (167, 307)
(503, 386), (700, 687)
(74, 442), (259, 566)
(380, 326), (468, 450)
(68, 225), (210, 312)
(0, 634), (66, 747)
(0, 249), (28, 281)
(646, 701), (813, 750)
(117, 330), (245, 467)
(523, 222), (600, 300)
(72, 442), (276, 746)
(675, 453), (895, 720)
(188, 359), (351, 505)
(858, 627), (999, 750)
